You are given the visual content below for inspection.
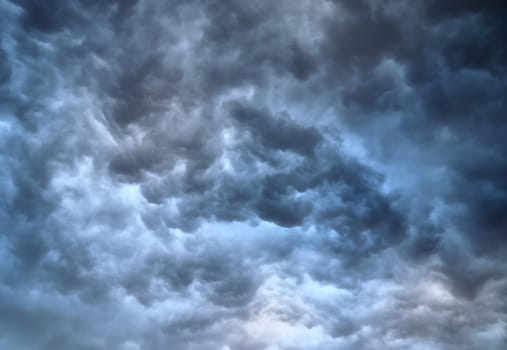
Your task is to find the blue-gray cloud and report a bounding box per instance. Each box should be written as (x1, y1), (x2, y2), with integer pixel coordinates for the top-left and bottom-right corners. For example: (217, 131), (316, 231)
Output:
(1, 1), (506, 349)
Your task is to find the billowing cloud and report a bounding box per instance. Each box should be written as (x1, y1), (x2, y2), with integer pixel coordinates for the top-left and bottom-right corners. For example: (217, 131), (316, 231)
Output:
(1, 1), (506, 349)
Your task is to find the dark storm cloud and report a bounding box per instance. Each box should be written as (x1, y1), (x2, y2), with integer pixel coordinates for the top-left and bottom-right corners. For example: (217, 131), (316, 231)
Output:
(229, 103), (322, 156)
(324, 1), (402, 71)
(323, 0), (507, 246)
(199, 0), (321, 87)
(1, 0), (506, 349)
(129, 96), (405, 238)
(12, 0), (82, 32)
(313, 0), (507, 302)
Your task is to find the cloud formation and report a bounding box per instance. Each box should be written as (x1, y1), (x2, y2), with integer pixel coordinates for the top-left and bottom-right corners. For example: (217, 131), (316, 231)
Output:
(1, 1), (506, 349)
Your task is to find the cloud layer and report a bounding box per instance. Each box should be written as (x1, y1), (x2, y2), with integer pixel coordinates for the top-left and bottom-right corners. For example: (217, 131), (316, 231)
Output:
(1, 1), (506, 349)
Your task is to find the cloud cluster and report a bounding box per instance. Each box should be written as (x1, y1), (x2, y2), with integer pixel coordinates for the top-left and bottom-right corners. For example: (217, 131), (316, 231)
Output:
(1, 0), (506, 349)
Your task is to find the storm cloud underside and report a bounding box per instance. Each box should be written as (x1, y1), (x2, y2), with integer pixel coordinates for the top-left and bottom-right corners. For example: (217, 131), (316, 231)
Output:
(1, 1), (506, 349)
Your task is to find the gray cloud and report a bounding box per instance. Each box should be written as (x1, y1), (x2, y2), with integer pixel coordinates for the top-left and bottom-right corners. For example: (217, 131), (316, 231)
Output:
(1, 0), (506, 349)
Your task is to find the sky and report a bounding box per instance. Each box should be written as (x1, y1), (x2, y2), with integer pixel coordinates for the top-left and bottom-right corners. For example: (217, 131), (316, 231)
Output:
(0, 1), (506, 349)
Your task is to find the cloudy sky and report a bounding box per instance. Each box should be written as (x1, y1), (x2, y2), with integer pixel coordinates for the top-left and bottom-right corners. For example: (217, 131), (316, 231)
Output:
(1, 1), (506, 349)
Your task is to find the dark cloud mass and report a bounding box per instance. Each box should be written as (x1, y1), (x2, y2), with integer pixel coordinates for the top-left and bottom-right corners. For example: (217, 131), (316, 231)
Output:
(1, 0), (506, 349)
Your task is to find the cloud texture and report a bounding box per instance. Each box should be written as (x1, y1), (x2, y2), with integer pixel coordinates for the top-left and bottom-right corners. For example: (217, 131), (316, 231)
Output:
(1, 1), (506, 349)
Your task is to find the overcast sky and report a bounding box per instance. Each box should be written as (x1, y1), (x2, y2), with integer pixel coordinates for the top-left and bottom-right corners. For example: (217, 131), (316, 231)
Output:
(1, 1), (506, 349)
